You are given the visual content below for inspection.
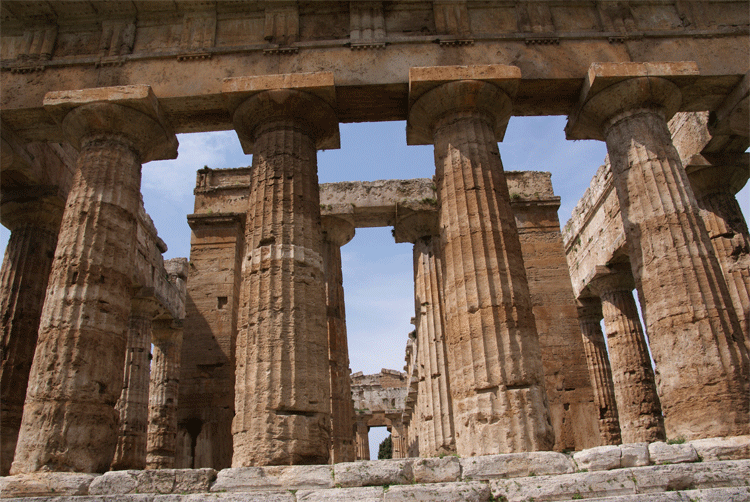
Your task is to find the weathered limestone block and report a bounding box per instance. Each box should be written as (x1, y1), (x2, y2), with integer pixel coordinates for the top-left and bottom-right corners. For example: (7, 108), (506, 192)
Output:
(0, 196), (63, 475)
(491, 469), (637, 502)
(631, 459), (750, 490)
(322, 216), (357, 464)
(333, 458), (414, 487)
(459, 451), (576, 480)
(408, 65), (553, 456)
(648, 441), (699, 465)
(412, 456), (460, 483)
(588, 268), (665, 444)
(384, 481), (491, 502)
(566, 62), (750, 440)
(619, 443), (650, 468)
(210, 465), (333, 492)
(573, 445), (622, 471)
(10, 85), (177, 474)
(690, 435), (750, 461)
(225, 73), (338, 466)
(297, 486), (384, 502)
(0, 473), (96, 499)
(147, 321), (184, 470)
(576, 297), (622, 446)
(88, 468), (216, 495)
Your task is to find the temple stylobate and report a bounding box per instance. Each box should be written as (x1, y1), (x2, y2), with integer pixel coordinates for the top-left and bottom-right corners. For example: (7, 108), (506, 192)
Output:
(0, 3), (748, 498)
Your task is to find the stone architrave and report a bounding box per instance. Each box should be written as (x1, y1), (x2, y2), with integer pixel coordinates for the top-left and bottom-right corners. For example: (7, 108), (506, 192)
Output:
(322, 216), (357, 464)
(576, 297), (622, 446)
(10, 85), (177, 474)
(223, 73), (339, 466)
(111, 298), (160, 471)
(567, 62), (750, 440)
(408, 65), (554, 456)
(0, 195), (64, 475)
(687, 158), (750, 344)
(413, 236), (456, 456)
(588, 268), (665, 443)
(146, 319), (184, 469)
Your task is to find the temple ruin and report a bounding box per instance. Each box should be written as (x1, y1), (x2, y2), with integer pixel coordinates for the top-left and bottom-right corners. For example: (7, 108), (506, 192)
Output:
(1, 1), (748, 499)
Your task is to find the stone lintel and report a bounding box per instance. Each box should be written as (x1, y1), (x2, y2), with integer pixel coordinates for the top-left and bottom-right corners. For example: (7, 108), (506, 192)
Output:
(43, 85), (178, 162)
(576, 296), (603, 321)
(710, 70), (749, 137)
(187, 212), (246, 230)
(585, 265), (635, 295)
(567, 61), (700, 141)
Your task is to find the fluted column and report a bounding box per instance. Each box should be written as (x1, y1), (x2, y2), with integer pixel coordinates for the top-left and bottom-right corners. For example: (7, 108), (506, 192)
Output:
(589, 269), (665, 443)
(11, 86), (178, 474)
(226, 76), (339, 466)
(0, 196), (63, 475)
(111, 298), (160, 470)
(322, 216), (357, 464)
(355, 422), (370, 460)
(413, 236), (455, 456)
(687, 159), (750, 345)
(146, 320), (183, 469)
(576, 297), (621, 446)
(408, 67), (553, 456)
(567, 63), (749, 439)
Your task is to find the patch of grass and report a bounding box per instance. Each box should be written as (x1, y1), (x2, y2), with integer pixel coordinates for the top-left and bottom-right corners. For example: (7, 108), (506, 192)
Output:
(666, 437), (686, 445)
(572, 493), (583, 500)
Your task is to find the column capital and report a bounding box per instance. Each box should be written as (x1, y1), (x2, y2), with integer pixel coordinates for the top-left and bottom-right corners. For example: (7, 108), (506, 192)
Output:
(566, 62), (699, 141)
(686, 153), (749, 199)
(407, 64), (520, 145)
(709, 70), (749, 138)
(576, 296), (603, 323)
(0, 189), (64, 232)
(321, 215), (355, 247)
(586, 265), (635, 297)
(43, 85), (178, 163)
(393, 203), (438, 243)
(223, 72), (339, 154)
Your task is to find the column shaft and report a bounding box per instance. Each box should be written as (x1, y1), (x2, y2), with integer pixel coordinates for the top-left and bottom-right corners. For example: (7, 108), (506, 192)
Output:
(355, 422), (370, 460)
(577, 299), (622, 446)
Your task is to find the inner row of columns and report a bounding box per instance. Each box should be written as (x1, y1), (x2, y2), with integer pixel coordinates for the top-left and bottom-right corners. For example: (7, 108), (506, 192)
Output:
(3, 65), (748, 473)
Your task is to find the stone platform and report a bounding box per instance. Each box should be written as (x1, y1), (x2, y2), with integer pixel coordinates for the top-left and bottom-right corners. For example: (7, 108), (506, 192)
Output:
(1, 437), (748, 501)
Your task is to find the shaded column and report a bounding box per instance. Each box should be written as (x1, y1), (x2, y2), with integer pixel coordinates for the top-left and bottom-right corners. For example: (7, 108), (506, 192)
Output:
(111, 298), (159, 470)
(589, 269), (665, 443)
(413, 236), (456, 456)
(687, 158), (750, 344)
(0, 195), (63, 475)
(226, 75), (339, 466)
(11, 86), (178, 474)
(567, 63), (749, 439)
(322, 216), (357, 464)
(576, 297), (622, 446)
(355, 422), (370, 460)
(391, 421), (406, 459)
(408, 66), (553, 456)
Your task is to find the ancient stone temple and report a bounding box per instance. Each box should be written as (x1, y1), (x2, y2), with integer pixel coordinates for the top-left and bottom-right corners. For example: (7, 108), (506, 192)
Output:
(1, 1), (749, 500)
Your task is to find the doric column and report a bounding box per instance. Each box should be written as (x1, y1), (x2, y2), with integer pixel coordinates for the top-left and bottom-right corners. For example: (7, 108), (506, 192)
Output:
(391, 421), (406, 459)
(413, 236), (456, 456)
(0, 195), (64, 475)
(224, 74), (339, 466)
(408, 65), (553, 456)
(588, 268), (665, 443)
(322, 216), (357, 464)
(576, 297), (622, 446)
(11, 86), (177, 474)
(355, 422), (370, 460)
(146, 319), (183, 469)
(567, 62), (749, 439)
(687, 157), (750, 345)
(111, 298), (159, 470)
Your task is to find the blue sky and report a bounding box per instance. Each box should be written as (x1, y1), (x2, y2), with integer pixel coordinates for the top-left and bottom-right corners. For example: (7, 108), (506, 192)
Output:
(1, 116), (747, 457)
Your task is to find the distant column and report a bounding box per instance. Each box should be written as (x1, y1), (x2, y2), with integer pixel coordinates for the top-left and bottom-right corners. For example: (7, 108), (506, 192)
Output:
(11, 86), (178, 474)
(0, 195), (64, 475)
(576, 297), (622, 445)
(355, 422), (370, 460)
(567, 63), (749, 439)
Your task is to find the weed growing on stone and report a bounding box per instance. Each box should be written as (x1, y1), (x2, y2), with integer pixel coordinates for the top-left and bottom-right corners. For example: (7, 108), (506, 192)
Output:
(666, 437), (686, 445)
(572, 493), (583, 500)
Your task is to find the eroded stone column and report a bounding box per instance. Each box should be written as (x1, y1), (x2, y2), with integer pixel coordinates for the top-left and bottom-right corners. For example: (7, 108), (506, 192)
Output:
(589, 269), (665, 443)
(226, 75), (339, 466)
(111, 298), (159, 470)
(408, 67), (553, 455)
(322, 216), (357, 464)
(576, 297), (621, 446)
(567, 63), (749, 439)
(413, 236), (456, 456)
(687, 158), (750, 344)
(0, 196), (63, 475)
(355, 422), (370, 460)
(11, 86), (177, 474)
(146, 320), (183, 469)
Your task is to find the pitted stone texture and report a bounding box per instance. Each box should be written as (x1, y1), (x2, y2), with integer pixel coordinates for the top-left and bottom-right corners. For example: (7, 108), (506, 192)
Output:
(333, 459), (414, 487)
(491, 469), (637, 501)
(630, 459), (750, 492)
(459, 452), (575, 480)
(574, 445), (622, 471)
(384, 481), (491, 501)
(412, 456), (460, 483)
(210, 465), (333, 492)
(619, 443), (650, 468)
(297, 486), (384, 502)
(690, 435), (750, 461)
(88, 468), (215, 495)
(648, 441), (699, 465)
(0, 473), (96, 498)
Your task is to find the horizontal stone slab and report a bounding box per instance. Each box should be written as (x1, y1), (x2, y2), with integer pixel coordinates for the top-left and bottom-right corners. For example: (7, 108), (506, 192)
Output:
(333, 459), (414, 488)
(88, 469), (216, 495)
(384, 481), (491, 501)
(648, 441), (699, 465)
(690, 435), (750, 461)
(297, 486), (384, 502)
(460, 451), (576, 480)
(0, 473), (96, 498)
(411, 456), (460, 484)
(210, 465), (333, 493)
